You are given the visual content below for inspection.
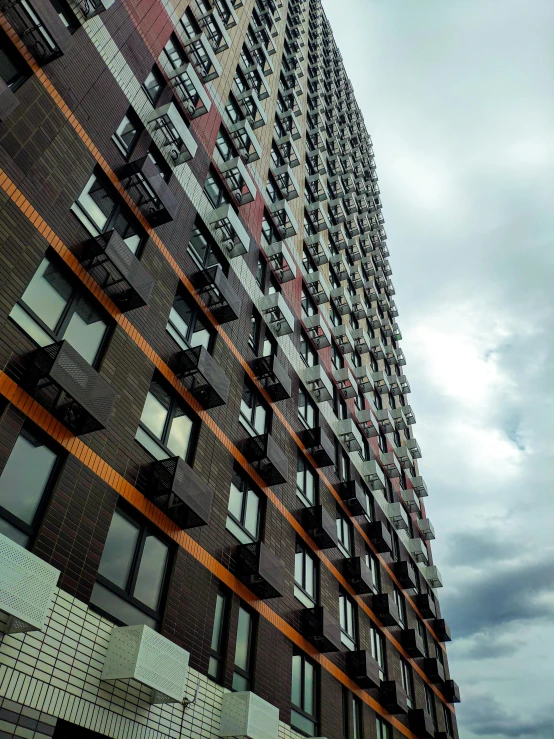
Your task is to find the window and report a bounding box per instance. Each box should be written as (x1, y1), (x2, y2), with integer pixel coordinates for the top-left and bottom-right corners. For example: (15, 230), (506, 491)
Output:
(204, 169), (230, 209)
(113, 109), (143, 157)
(299, 329), (318, 367)
(0, 29), (29, 90)
(10, 257), (109, 366)
(443, 704), (454, 736)
(301, 284), (317, 318)
(295, 541), (317, 607)
(425, 685), (437, 727)
(391, 528), (400, 561)
(0, 428), (59, 547)
(331, 341), (344, 370)
(336, 508), (352, 556)
(160, 33), (187, 70)
(298, 384), (317, 429)
(143, 66), (164, 104)
(226, 469), (261, 544)
(393, 587), (407, 628)
(374, 389), (383, 411)
(375, 718), (392, 739)
(167, 290), (214, 352)
(208, 588), (229, 682)
(72, 174), (145, 255)
(379, 427), (388, 455)
(334, 389), (347, 421)
(291, 653), (318, 736)
(215, 126), (236, 162)
(339, 591), (357, 650)
(256, 252), (267, 289)
(365, 551), (381, 593)
(360, 486), (374, 521)
(233, 605), (255, 691)
(336, 441), (350, 482)
(240, 382), (269, 437)
(417, 617), (429, 657)
(92, 507), (171, 628)
(370, 625), (386, 681)
(401, 658), (414, 709)
(297, 456), (317, 507)
(188, 222), (225, 270)
(343, 690), (363, 739)
(136, 380), (196, 461)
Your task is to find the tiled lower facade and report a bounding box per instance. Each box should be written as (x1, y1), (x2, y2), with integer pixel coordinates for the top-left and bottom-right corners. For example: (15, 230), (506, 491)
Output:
(0, 589), (304, 739)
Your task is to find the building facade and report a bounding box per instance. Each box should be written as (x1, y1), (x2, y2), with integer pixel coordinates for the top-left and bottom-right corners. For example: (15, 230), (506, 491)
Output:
(0, 1), (460, 739)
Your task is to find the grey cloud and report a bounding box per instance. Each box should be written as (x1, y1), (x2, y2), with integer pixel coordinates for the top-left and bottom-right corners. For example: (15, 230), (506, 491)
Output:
(441, 554), (554, 638)
(454, 632), (524, 661)
(460, 693), (554, 738)
(444, 530), (516, 567)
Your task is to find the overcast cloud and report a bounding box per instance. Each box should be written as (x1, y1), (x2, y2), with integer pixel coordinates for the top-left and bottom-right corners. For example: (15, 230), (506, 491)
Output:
(320, 1), (554, 737)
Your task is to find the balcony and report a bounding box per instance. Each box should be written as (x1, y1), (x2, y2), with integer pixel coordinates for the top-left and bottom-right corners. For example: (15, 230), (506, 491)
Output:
(79, 230), (155, 312)
(218, 157), (256, 206)
(387, 501), (410, 531)
(443, 679), (461, 703)
(250, 353), (291, 402)
(424, 565), (443, 588)
(239, 433), (288, 486)
(395, 445), (414, 470)
(197, 7), (231, 54)
(305, 364), (333, 403)
(406, 437), (422, 459)
(372, 371), (391, 395)
(390, 407), (407, 430)
(219, 692), (279, 739)
(401, 629), (426, 659)
(401, 488), (420, 514)
(22, 341), (117, 435)
(174, 345), (230, 409)
(356, 407), (378, 438)
(271, 163), (299, 201)
(301, 606), (342, 652)
(0, 533), (59, 634)
(379, 681), (408, 714)
(119, 156), (178, 226)
(394, 561), (418, 590)
(298, 426), (334, 467)
(276, 132), (301, 164)
(305, 200), (330, 233)
(342, 556), (374, 594)
(301, 505), (339, 549)
(419, 518), (435, 541)
(0, 0), (69, 64)
(329, 253), (348, 282)
(333, 366), (357, 399)
(192, 265), (241, 324)
(408, 537), (428, 564)
(409, 709), (436, 739)
(236, 87), (268, 129)
(432, 619), (452, 642)
(415, 592), (437, 619)
(102, 624), (189, 704)
(384, 343), (397, 364)
(423, 657), (446, 684)
(369, 336), (385, 360)
(305, 270), (330, 305)
(264, 241), (296, 283)
(409, 474), (428, 498)
(376, 408), (395, 435)
(81, 0), (116, 18)
(167, 62), (211, 118)
(305, 232), (331, 265)
(236, 542), (285, 599)
(402, 405), (416, 425)
(346, 650), (380, 690)
(366, 521), (392, 554)
(259, 292), (295, 336)
(145, 103), (198, 165)
(304, 311), (331, 349)
(182, 32), (221, 82)
(398, 374), (411, 394)
(352, 365), (372, 394)
(350, 298), (367, 323)
(361, 460), (386, 492)
(144, 456), (213, 528)
(229, 118), (262, 163)
(205, 203), (250, 258)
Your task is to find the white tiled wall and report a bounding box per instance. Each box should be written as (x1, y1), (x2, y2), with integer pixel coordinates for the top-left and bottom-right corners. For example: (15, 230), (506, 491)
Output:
(0, 590), (306, 739)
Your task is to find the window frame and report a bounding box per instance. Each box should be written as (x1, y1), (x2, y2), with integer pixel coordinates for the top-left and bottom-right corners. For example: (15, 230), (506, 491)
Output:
(296, 455), (317, 508)
(294, 540), (318, 607)
(208, 587), (230, 683)
(226, 468), (263, 544)
(336, 507), (352, 556)
(339, 590), (357, 650)
(298, 383), (318, 429)
(166, 288), (215, 353)
(240, 381), (271, 437)
(401, 657), (415, 709)
(370, 624), (387, 681)
(232, 604), (256, 691)
(291, 651), (319, 737)
(299, 328), (318, 367)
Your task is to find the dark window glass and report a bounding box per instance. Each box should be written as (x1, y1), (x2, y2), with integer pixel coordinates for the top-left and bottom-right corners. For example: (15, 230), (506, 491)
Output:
(143, 66), (164, 104)
(401, 658), (414, 709)
(299, 329), (318, 367)
(301, 284), (317, 318)
(291, 653), (318, 736)
(204, 170), (230, 208)
(339, 591), (357, 650)
(136, 380), (196, 461)
(298, 385), (317, 429)
(188, 223), (224, 270)
(113, 109), (143, 157)
(161, 34), (187, 70)
(370, 626), (386, 681)
(240, 382), (269, 437)
(233, 605), (254, 691)
(295, 540), (317, 607)
(0, 29), (29, 89)
(425, 685), (438, 728)
(296, 455), (317, 507)
(92, 507), (170, 628)
(336, 508), (352, 556)
(167, 291), (214, 352)
(226, 469), (261, 544)
(343, 690), (363, 739)
(336, 441), (349, 482)
(10, 257), (109, 367)
(365, 551), (381, 593)
(376, 718), (392, 739)
(0, 429), (58, 547)
(208, 588), (229, 682)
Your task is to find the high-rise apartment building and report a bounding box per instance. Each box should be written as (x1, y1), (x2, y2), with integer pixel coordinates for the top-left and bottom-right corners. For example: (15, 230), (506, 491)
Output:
(0, 0), (460, 738)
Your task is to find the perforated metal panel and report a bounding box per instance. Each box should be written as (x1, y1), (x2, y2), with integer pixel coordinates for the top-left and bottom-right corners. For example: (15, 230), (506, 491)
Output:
(219, 691), (279, 739)
(0, 533), (59, 634)
(101, 624), (189, 703)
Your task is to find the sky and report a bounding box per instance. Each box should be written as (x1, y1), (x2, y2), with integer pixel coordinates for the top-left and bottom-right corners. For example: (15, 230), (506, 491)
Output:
(320, 1), (554, 737)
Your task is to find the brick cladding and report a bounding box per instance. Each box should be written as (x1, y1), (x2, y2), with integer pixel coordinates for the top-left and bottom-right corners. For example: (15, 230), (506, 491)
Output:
(0, 0), (459, 738)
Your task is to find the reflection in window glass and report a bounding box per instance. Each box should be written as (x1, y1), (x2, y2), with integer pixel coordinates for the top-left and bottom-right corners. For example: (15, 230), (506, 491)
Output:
(232, 606), (253, 691)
